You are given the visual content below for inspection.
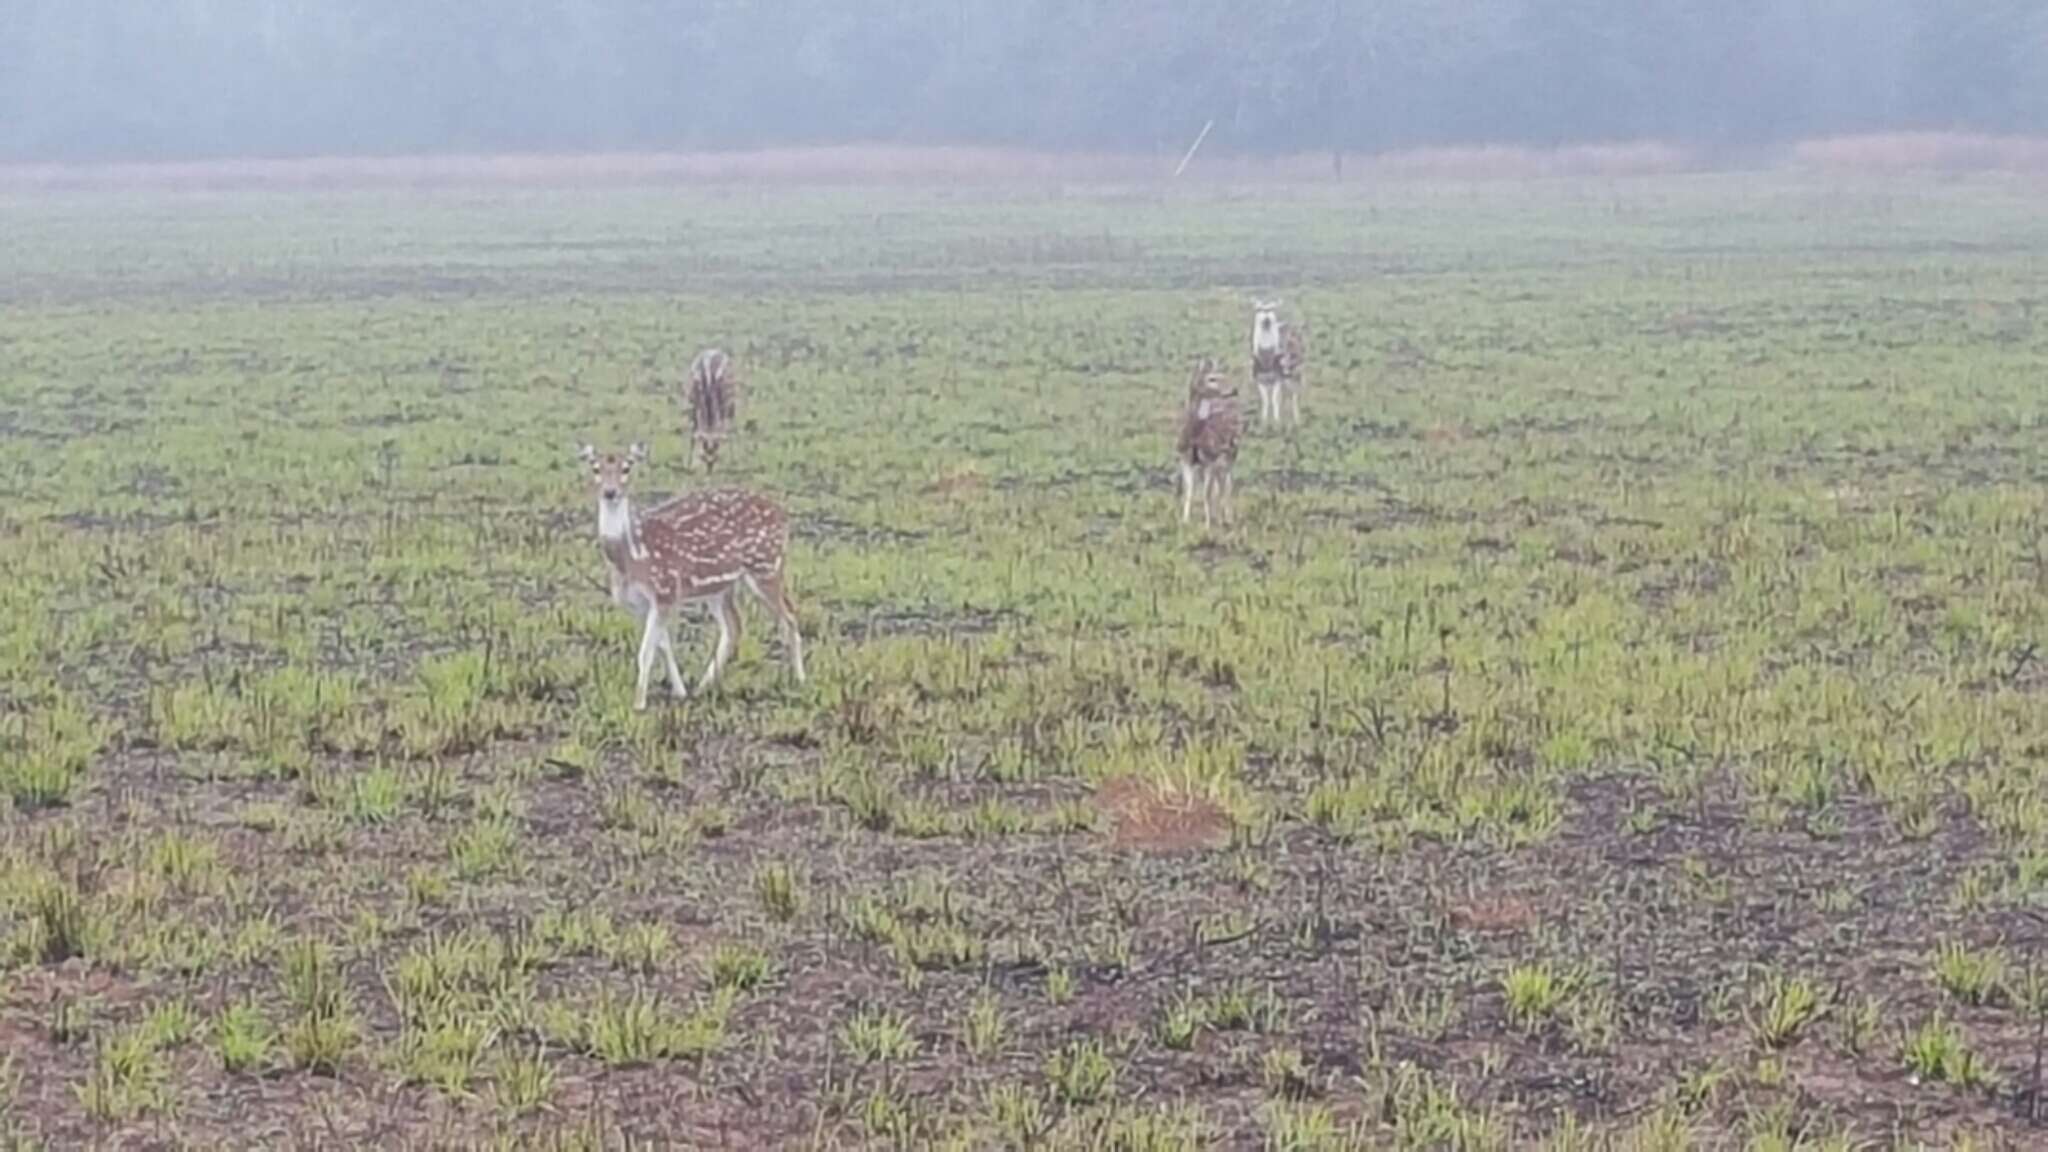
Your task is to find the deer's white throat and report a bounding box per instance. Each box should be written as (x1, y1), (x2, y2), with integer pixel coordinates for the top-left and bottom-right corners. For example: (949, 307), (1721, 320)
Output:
(597, 497), (648, 559)
(1252, 316), (1281, 355)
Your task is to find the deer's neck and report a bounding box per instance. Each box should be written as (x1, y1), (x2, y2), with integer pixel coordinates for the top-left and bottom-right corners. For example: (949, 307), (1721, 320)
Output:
(597, 497), (648, 564)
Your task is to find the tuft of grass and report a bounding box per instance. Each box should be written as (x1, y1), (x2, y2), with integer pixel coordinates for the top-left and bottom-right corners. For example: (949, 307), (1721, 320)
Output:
(489, 1043), (556, 1117)
(1503, 963), (1570, 1033)
(74, 1026), (167, 1122)
(1156, 989), (1206, 1050)
(1044, 1037), (1117, 1106)
(2, 697), (103, 810)
(396, 1013), (499, 1096)
(18, 873), (100, 964)
(140, 999), (200, 1049)
(281, 937), (358, 1074)
(1204, 980), (1287, 1034)
(604, 920), (673, 976)
(838, 1005), (919, 1064)
(983, 1082), (1050, 1147)
(1260, 1100), (1353, 1151)
(1045, 963), (1074, 1005)
(1833, 993), (1883, 1057)
(1901, 1015), (1995, 1088)
(1261, 1045), (1316, 1100)
(48, 997), (91, 1045)
(145, 830), (221, 894)
(705, 941), (771, 992)
(961, 991), (1006, 1059)
(580, 986), (731, 1066)
(583, 988), (675, 1067)
(1749, 972), (1826, 1049)
(1930, 940), (2008, 1007)
(753, 860), (804, 922)
(216, 999), (273, 1074)
(449, 815), (520, 880)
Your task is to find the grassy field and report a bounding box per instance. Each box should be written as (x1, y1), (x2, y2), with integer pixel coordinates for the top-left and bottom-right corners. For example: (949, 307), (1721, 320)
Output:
(1, 174), (2046, 1149)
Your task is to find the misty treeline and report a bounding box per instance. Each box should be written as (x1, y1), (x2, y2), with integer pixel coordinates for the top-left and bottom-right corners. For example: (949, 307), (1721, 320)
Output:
(5, 0), (2045, 162)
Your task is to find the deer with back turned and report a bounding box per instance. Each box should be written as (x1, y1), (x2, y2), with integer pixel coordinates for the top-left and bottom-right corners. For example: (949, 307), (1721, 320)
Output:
(685, 348), (739, 472)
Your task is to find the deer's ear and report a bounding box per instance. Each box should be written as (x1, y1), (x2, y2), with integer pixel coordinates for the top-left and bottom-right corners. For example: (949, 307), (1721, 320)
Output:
(577, 444), (597, 463)
(628, 442), (648, 462)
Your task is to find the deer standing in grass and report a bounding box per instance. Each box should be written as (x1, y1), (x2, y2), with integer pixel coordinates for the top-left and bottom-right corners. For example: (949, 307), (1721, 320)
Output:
(685, 348), (739, 472)
(1251, 300), (1306, 427)
(579, 443), (805, 710)
(1176, 357), (1242, 527)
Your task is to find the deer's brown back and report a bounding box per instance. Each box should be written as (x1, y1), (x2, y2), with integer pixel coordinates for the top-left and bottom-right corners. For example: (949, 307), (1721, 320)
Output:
(1281, 328), (1306, 377)
(1179, 396), (1241, 467)
(634, 489), (789, 598)
(688, 354), (738, 428)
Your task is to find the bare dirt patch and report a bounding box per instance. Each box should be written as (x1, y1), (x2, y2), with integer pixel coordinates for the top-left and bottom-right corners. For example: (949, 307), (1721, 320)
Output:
(1096, 777), (1232, 855)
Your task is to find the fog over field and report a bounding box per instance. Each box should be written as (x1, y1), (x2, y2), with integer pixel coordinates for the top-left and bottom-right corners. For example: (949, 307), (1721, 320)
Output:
(5, 1), (2047, 163)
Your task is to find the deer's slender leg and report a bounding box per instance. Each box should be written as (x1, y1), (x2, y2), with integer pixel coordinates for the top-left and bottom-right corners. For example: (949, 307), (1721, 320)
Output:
(698, 593), (739, 693)
(1288, 382), (1301, 425)
(746, 572), (807, 683)
(725, 585), (744, 654)
(1180, 462), (1196, 523)
(1219, 468), (1234, 525)
(634, 609), (663, 711)
(780, 597), (807, 683)
(657, 625), (688, 699)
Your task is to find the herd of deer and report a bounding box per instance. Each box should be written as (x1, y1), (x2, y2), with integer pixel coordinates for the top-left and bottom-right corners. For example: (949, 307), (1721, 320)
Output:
(579, 301), (1306, 709)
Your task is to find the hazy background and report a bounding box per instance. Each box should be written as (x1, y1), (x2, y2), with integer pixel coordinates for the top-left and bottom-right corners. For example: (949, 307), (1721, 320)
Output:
(4, 0), (2046, 164)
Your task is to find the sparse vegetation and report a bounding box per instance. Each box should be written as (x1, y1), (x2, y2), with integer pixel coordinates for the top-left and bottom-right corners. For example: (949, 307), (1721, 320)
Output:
(0, 175), (2044, 1145)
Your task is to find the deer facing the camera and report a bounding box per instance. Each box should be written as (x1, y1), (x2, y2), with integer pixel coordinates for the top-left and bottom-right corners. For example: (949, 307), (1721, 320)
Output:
(579, 443), (805, 710)
(1250, 300), (1306, 426)
(1176, 357), (1242, 527)
(685, 348), (739, 472)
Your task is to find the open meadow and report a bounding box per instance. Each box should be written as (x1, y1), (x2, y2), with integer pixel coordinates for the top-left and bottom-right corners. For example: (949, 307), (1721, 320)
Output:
(2, 173), (2047, 1148)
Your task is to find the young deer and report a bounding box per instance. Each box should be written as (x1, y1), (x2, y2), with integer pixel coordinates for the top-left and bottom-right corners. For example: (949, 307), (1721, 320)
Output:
(579, 443), (806, 710)
(1250, 300), (1306, 426)
(1176, 357), (1242, 527)
(685, 348), (739, 472)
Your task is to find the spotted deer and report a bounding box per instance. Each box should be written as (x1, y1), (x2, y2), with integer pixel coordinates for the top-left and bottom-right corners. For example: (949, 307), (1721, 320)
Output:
(579, 443), (805, 710)
(1176, 357), (1242, 527)
(685, 348), (739, 472)
(1250, 300), (1306, 426)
